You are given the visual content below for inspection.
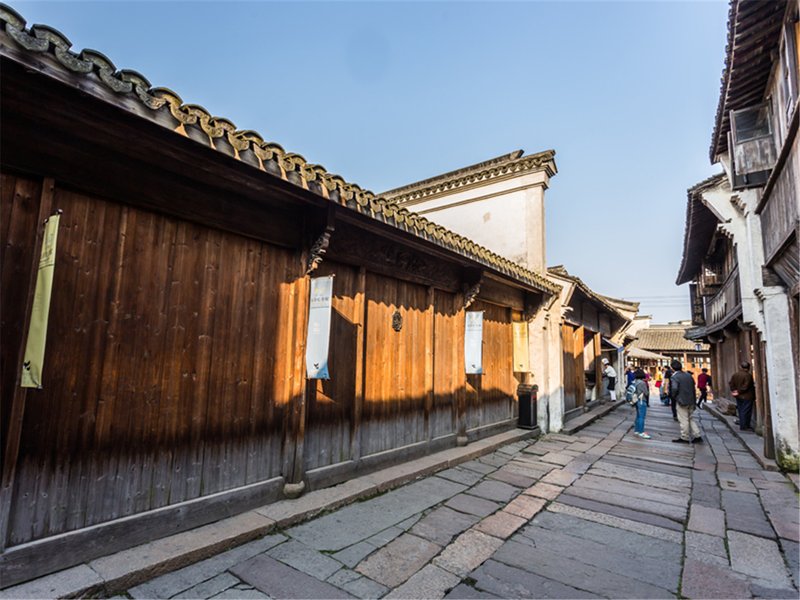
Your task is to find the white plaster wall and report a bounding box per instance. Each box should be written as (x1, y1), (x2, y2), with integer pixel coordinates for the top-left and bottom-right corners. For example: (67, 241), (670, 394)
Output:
(407, 171), (549, 270)
(702, 172), (799, 468)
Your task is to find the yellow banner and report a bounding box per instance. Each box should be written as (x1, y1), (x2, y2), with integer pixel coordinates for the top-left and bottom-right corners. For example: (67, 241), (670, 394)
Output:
(21, 214), (60, 389)
(512, 321), (530, 373)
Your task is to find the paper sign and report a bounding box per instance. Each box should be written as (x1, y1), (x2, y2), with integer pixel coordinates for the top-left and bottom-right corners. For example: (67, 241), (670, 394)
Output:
(306, 275), (334, 379)
(465, 311), (484, 375)
(512, 321), (530, 372)
(21, 213), (60, 388)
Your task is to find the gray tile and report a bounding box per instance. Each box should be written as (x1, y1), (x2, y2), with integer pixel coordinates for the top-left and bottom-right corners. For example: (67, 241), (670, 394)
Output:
(267, 539), (342, 580)
(445, 493), (502, 518)
(231, 554), (352, 599)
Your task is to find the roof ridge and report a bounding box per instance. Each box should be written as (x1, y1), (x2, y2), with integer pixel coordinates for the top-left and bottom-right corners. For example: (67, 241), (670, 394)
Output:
(382, 149), (556, 205)
(0, 3), (560, 295)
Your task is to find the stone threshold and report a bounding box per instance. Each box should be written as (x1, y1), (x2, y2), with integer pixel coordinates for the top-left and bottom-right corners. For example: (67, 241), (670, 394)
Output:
(0, 427), (538, 599)
(562, 399), (626, 435)
(704, 403), (780, 473)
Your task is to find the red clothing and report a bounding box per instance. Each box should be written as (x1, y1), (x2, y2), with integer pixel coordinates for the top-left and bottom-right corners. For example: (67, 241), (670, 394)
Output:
(698, 373), (709, 390)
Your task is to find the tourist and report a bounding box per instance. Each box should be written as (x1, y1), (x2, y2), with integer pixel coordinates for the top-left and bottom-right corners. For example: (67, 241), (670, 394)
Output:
(729, 362), (755, 431)
(669, 360), (702, 444)
(632, 369), (652, 439)
(625, 365), (636, 387)
(697, 367), (712, 408)
(602, 358), (617, 401)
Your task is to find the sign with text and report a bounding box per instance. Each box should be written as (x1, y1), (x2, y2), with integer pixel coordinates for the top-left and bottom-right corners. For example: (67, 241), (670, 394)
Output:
(689, 283), (705, 326)
(512, 321), (530, 373)
(465, 311), (484, 375)
(306, 275), (334, 379)
(21, 213), (60, 388)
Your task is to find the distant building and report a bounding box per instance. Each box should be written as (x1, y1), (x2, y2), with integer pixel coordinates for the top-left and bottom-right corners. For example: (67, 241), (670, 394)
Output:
(627, 323), (711, 377)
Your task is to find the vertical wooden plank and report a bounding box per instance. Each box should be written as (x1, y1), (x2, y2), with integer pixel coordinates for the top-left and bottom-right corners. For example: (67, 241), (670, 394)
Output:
(594, 332), (602, 400)
(574, 326), (585, 407)
(350, 267), (366, 462)
(285, 272), (310, 495)
(456, 291), (468, 446)
(424, 286), (435, 443)
(0, 177), (51, 550)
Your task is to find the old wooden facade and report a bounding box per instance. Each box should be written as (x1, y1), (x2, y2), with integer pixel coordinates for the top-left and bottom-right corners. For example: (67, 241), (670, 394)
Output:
(547, 267), (627, 420)
(680, 0), (799, 469)
(0, 8), (557, 585)
(678, 178), (773, 457)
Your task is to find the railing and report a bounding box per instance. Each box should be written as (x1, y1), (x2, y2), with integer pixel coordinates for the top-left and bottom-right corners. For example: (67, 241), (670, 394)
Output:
(759, 141), (798, 262)
(706, 265), (741, 325)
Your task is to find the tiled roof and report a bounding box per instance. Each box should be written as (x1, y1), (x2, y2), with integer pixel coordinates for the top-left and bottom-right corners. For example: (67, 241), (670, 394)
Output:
(0, 4), (559, 296)
(546, 266), (628, 322)
(710, 0), (787, 161)
(629, 326), (710, 352)
(676, 174), (726, 285)
(382, 149), (557, 206)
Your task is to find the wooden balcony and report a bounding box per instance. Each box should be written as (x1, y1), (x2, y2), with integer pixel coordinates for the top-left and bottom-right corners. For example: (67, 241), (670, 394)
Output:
(706, 265), (742, 327)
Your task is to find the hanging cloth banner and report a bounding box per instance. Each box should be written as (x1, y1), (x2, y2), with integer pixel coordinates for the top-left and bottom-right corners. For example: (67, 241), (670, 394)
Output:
(21, 213), (61, 389)
(465, 310), (484, 375)
(306, 275), (334, 379)
(512, 321), (530, 373)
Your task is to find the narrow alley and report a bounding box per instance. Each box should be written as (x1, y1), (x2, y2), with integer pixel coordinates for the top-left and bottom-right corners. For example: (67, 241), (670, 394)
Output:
(90, 403), (799, 600)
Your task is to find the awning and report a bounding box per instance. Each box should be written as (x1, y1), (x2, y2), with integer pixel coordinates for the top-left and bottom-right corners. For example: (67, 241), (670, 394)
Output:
(625, 347), (669, 361)
(601, 337), (622, 350)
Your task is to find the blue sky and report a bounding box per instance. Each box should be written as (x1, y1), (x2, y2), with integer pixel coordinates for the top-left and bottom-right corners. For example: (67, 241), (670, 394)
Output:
(14, 0), (730, 322)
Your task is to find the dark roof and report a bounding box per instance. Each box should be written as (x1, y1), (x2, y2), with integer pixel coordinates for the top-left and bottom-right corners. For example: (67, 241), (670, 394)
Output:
(676, 174), (726, 285)
(0, 4), (560, 296)
(546, 266), (628, 322)
(629, 326), (710, 352)
(710, 0), (787, 161)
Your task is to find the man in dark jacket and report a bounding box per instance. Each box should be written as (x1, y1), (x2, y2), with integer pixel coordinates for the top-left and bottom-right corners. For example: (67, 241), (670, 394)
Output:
(669, 360), (702, 444)
(729, 362), (755, 431)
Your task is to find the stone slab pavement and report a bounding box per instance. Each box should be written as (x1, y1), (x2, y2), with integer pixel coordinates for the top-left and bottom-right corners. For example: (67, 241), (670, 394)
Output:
(4, 400), (798, 599)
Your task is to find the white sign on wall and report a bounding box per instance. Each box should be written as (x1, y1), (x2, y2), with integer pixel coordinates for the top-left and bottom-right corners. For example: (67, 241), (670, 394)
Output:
(306, 275), (334, 379)
(465, 311), (484, 375)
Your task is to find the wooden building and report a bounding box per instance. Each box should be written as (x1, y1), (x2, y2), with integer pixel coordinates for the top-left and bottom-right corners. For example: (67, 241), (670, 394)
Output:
(0, 7), (558, 585)
(679, 0), (799, 469)
(547, 267), (629, 421)
(678, 177), (773, 456)
(626, 322), (712, 379)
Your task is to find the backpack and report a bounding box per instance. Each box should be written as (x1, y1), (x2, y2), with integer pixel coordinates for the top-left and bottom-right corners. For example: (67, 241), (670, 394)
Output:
(625, 383), (642, 406)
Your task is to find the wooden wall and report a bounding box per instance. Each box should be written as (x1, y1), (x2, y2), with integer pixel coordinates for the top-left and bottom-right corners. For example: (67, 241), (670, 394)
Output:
(1, 171), (525, 570)
(2, 175), (301, 547)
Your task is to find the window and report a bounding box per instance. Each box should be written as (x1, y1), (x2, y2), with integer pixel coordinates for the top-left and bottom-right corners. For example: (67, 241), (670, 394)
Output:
(730, 104), (777, 189)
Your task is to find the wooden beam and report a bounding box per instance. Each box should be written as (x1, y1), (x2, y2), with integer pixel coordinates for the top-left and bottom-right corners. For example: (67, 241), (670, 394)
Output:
(424, 286), (435, 442)
(349, 267), (366, 463)
(0, 177), (54, 550)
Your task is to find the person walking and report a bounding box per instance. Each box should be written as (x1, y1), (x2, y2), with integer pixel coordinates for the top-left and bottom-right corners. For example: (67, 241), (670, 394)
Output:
(729, 362), (755, 431)
(669, 360), (702, 444)
(602, 358), (617, 401)
(696, 367), (712, 408)
(625, 365), (636, 387)
(661, 364), (673, 408)
(631, 369), (652, 439)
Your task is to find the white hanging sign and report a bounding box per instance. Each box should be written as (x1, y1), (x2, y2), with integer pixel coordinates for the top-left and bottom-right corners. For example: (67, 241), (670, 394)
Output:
(465, 311), (484, 375)
(306, 275), (334, 379)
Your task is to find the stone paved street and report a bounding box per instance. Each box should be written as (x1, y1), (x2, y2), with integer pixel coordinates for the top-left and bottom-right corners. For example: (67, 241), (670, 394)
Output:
(123, 402), (799, 599)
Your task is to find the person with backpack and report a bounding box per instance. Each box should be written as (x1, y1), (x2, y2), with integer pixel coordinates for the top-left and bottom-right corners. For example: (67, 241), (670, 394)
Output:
(669, 360), (702, 444)
(629, 368), (652, 439)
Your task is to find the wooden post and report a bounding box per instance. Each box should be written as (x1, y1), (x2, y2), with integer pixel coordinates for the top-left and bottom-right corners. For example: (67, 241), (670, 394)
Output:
(574, 326), (585, 407)
(456, 293), (468, 446)
(284, 273), (311, 498)
(350, 267), (366, 463)
(424, 286), (435, 443)
(594, 332), (603, 401)
(0, 178), (55, 550)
